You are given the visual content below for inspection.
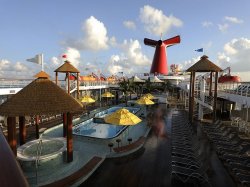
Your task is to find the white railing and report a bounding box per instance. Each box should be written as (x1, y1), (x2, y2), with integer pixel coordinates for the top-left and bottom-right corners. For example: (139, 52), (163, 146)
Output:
(219, 83), (250, 97)
(0, 79), (33, 88)
(0, 79), (120, 96)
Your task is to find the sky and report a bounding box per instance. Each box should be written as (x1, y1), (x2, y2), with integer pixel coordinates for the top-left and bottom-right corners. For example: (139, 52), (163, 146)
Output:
(0, 0), (250, 81)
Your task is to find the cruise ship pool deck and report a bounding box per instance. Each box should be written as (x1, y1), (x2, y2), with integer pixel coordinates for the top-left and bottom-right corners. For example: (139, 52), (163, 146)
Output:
(20, 104), (150, 186)
(17, 102), (249, 187)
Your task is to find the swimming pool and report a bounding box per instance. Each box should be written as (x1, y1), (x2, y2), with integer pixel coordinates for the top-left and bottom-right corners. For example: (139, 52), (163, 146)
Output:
(73, 106), (140, 139)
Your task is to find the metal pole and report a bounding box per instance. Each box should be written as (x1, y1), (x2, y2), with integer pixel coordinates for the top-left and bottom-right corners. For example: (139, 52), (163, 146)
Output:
(99, 70), (102, 107)
(41, 53), (44, 71)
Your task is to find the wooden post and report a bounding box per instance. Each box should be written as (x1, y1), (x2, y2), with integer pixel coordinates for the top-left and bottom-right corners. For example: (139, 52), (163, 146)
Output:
(67, 112), (73, 162)
(209, 72), (213, 96)
(191, 72), (196, 123)
(7, 117), (17, 156)
(35, 116), (40, 139)
(77, 72), (80, 99)
(189, 72), (193, 122)
(63, 113), (67, 137)
(67, 72), (70, 95)
(213, 71), (218, 122)
(19, 116), (26, 145)
(55, 72), (58, 85)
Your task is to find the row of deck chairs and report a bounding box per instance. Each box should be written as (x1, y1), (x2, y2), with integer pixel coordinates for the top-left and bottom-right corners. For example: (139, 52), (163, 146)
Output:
(171, 111), (211, 186)
(231, 117), (250, 134)
(202, 120), (250, 186)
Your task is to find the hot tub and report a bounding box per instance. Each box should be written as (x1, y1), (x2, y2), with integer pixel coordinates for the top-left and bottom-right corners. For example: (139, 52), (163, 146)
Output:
(17, 137), (66, 171)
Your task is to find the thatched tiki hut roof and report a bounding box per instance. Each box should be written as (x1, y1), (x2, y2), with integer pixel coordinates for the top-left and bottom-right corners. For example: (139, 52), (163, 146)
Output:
(54, 60), (80, 97)
(186, 55), (222, 123)
(0, 78), (82, 116)
(0, 75), (82, 162)
(186, 55), (222, 72)
(34, 70), (50, 79)
(54, 60), (80, 73)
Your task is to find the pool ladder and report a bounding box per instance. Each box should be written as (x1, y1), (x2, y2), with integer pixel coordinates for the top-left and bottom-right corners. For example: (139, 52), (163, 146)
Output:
(35, 139), (43, 184)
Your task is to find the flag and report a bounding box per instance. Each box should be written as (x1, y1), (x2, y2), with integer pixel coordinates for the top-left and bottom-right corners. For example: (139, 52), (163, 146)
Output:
(92, 72), (99, 80)
(26, 54), (42, 65)
(195, 48), (203, 52)
(100, 73), (107, 80)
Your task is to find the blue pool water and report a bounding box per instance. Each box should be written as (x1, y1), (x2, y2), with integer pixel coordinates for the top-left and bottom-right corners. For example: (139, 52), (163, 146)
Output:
(73, 107), (140, 139)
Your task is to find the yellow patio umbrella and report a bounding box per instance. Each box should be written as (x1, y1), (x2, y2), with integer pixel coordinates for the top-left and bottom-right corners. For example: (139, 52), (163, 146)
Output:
(101, 91), (114, 106)
(104, 108), (142, 138)
(104, 108), (142, 125)
(136, 96), (154, 117)
(81, 95), (96, 103)
(136, 96), (155, 105)
(101, 91), (115, 98)
(144, 93), (155, 100)
(81, 95), (96, 112)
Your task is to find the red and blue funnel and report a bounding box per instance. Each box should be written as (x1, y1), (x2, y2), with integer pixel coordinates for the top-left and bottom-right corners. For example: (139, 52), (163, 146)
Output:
(144, 35), (181, 75)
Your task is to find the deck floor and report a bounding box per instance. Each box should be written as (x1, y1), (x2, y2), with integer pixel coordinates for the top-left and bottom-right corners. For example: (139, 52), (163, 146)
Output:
(80, 104), (237, 187)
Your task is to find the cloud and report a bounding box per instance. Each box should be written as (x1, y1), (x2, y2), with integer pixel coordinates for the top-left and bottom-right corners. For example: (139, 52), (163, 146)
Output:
(217, 16), (243, 33)
(224, 41), (238, 55)
(222, 37), (250, 71)
(50, 47), (81, 71)
(216, 52), (231, 68)
(218, 23), (229, 32)
(0, 59), (30, 78)
(179, 38), (250, 74)
(121, 39), (150, 66)
(51, 56), (61, 68)
(139, 5), (183, 36)
(106, 39), (151, 76)
(107, 55), (124, 75)
(123, 20), (136, 30)
(109, 36), (117, 47)
(14, 61), (29, 72)
(63, 47), (81, 67)
(224, 16), (243, 24)
(65, 16), (110, 51)
(178, 56), (201, 71)
(202, 21), (213, 28)
(0, 59), (10, 71)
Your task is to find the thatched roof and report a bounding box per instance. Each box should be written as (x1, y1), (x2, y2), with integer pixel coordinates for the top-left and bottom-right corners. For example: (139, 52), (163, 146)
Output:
(0, 77), (83, 116)
(186, 55), (222, 72)
(34, 71), (50, 79)
(54, 60), (80, 73)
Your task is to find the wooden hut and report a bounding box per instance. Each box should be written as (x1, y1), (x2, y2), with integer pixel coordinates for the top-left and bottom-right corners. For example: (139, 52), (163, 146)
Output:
(54, 60), (80, 98)
(186, 55), (222, 122)
(0, 72), (82, 163)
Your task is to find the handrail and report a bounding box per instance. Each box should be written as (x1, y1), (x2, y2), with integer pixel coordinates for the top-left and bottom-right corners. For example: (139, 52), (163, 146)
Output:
(35, 139), (43, 184)
(0, 129), (29, 186)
